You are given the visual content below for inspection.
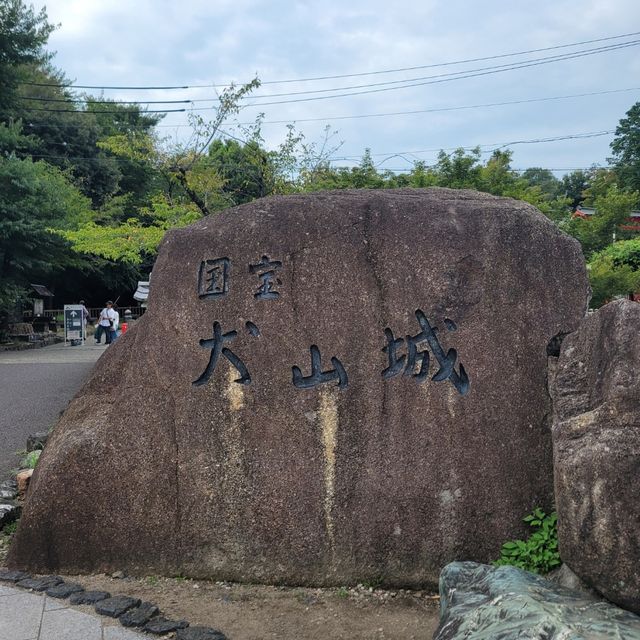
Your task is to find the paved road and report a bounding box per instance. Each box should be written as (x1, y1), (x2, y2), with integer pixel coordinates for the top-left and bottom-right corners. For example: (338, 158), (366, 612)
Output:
(0, 583), (145, 640)
(0, 343), (105, 480)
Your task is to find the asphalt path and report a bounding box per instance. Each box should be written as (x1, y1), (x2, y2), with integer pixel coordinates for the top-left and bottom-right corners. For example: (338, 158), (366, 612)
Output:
(0, 342), (105, 480)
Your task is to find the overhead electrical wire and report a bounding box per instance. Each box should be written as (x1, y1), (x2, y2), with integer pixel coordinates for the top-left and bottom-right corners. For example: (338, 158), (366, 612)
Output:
(243, 41), (640, 100)
(242, 41), (640, 105)
(19, 40), (640, 111)
(18, 86), (640, 129)
(20, 106), (187, 114)
(238, 87), (640, 126)
(330, 130), (616, 164)
(18, 30), (640, 91)
(18, 96), (192, 105)
(20, 128), (617, 164)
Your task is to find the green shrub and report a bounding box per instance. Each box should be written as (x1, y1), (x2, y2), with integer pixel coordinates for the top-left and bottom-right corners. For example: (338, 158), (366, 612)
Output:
(20, 449), (41, 469)
(495, 508), (560, 574)
(3, 521), (18, 535)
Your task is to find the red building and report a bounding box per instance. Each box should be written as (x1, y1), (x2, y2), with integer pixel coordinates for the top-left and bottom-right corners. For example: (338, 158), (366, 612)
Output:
(574, 206), (640, 232)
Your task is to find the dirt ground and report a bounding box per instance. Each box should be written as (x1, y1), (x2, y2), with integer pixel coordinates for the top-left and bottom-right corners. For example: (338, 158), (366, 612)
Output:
(1, 515), (440, 639)
(66, 573), (441, 640)
(1, 517), (441, 638)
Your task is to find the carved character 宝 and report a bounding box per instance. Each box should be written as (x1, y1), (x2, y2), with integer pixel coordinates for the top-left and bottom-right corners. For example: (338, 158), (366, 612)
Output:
(249, 255), (282, 300)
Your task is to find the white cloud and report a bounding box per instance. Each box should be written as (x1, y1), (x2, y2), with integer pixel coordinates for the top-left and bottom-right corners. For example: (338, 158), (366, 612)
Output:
(27, 0), (640, 172)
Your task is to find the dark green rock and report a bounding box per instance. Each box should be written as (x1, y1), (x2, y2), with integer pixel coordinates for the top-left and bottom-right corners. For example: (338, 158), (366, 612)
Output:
(435, 562), (640, 639)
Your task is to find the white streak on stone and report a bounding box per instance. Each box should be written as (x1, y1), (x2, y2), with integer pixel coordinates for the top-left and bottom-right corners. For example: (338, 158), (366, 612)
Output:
(319, 390), (338, 553)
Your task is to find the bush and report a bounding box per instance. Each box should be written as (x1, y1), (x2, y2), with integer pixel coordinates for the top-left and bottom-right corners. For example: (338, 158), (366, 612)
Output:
(495, 508), (560, 574)
(20, 449), (41, 469)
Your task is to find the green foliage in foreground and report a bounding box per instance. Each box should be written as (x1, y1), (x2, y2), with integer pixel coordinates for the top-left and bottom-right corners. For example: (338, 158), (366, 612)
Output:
(588, 237), (640, 307)
(20, 449), (41, 469)
(495, 508), (560, 574)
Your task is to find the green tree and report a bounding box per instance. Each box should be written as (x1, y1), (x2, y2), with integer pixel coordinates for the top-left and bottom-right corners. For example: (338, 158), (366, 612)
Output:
(0, 155), (91, 325)
(560, 169), (591, 210)
(566, 180), (639, 257)
(433, 147), (482, 189)
(610, 102), (640, 192)
(208, 138), (274, 205)
(588, 239), (640, 307)
(0, 0), (54, 117)
(521, 167), (561, 198)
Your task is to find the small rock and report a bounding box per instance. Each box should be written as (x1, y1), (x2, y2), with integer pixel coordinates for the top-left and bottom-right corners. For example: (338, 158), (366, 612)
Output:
(70, 590), (111, 605)
(0, 502), (20, 527)
(177, 627), (228, 640)
(0, 569), (30, 583)
(16, 469), (34, 498)
(95, 595), (141, 617)
(0, 479), (17, 491)
(111, 570), (126, 579)
(144, 616), (189, 634)
(119, 602), (160, 627)
(46, 582), (84, 599)
(26, 432), (49, 452)
(17, 575), (63, 591)
(0, 488), (16, 500)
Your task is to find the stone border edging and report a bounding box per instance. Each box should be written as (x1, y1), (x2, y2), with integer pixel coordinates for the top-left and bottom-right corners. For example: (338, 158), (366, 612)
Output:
(0, 569), (228, 639)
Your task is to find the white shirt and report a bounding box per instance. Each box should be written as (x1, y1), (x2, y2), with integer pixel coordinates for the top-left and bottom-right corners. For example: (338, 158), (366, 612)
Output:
(112, 310), (120, 331)
(98, 307), (117, 327)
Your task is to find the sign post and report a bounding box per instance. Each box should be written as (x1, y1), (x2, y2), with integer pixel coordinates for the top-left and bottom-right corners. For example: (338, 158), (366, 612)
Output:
(64, 305), (85, 344)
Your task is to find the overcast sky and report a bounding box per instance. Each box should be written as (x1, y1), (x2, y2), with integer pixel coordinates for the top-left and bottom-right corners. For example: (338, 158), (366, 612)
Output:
(29, 0), (640, 176)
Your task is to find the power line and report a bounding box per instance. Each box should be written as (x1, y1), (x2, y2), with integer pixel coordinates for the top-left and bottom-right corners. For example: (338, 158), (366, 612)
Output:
(244, 31), (640, 85)
(18, 128), (616, 164)
(18, 30), (640, 91)
(17, 96), (191, 105)
(236, 86), (640, 126)
(19, 106), (186, 114)
(17, 85), (640, 129)
(244, 41), (640, 100)
(19, 82), (640, 118)
(243, 41), (640, 106)
(330, 130), (616, 164)
(21, 82), (190, 90)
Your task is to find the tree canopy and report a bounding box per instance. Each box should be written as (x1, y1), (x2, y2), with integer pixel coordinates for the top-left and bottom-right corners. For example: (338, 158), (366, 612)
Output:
(4, 0), (640, 330)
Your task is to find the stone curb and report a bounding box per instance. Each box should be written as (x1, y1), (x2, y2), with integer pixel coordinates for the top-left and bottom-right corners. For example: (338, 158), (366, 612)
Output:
(0, 336), (63, 352)
(0, 569), (229, 639)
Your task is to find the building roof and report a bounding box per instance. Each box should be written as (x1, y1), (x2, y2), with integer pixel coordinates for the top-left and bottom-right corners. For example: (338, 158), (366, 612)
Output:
(30, 284), (54, 297)
(575, 207), (640, 218)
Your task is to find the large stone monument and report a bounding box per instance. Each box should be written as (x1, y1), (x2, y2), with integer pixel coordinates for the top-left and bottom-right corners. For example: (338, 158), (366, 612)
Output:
(552, 299), (640, 614)
(9, 189), (589, 586)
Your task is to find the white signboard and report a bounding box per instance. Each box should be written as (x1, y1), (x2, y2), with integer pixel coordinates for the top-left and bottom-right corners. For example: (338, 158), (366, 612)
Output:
(64, 305), (85, 343)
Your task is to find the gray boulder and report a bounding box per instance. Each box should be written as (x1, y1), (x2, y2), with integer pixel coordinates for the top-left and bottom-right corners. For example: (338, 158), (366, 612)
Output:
(552, 299), (640, 613)
(435, 561), (640, 639)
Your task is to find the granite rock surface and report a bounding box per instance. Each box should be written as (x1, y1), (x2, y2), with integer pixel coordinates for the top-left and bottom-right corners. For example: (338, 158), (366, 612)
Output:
(9, 189), (589, 586)
(552, 299), (640, 613)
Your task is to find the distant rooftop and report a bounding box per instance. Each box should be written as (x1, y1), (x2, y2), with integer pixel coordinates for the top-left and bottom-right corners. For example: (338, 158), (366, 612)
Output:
(30, 284), (54, 297)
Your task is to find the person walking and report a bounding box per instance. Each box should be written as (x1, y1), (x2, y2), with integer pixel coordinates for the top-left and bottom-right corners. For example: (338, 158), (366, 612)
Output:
(79, 300), (90, 339)
(95, 301), (117, 345)
(110, 306), (120, 342)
